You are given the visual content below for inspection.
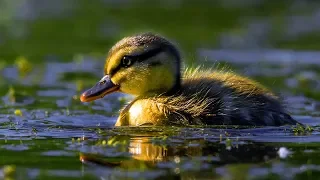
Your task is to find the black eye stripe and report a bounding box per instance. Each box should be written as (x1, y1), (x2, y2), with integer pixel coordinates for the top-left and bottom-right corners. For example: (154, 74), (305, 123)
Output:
(108, 46), (164, 76)
(127, 46), (164, 61)
(109, 65), (121, 77)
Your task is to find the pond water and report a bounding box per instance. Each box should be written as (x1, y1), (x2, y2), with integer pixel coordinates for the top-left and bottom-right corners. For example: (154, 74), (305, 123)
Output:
(0, 53), (319, 180)
(1, 0), (320, 179)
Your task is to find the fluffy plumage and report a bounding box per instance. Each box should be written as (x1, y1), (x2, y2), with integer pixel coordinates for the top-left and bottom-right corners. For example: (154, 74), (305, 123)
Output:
(81, 33), (298, 126)
(135, 68), (296, 126)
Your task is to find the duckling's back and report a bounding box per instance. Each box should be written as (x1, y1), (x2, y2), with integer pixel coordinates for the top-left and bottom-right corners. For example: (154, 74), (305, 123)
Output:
(154, 69), (297, 126)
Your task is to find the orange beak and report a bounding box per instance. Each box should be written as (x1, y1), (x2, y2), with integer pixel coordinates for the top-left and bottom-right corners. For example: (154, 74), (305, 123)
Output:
(80, 75), (119, 102)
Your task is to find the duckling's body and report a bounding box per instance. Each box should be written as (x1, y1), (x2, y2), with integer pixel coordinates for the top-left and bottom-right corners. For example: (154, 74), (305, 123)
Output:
(116, 69), (295, 126)
(81, 33), (297, 126)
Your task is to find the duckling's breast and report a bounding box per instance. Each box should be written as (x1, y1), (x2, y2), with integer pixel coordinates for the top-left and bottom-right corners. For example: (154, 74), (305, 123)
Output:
(115, 98), (168, 126)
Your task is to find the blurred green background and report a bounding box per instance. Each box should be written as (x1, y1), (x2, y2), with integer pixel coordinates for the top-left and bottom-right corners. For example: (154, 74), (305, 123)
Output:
(1, 0), (320, 101)
(1, 0), (320, 63)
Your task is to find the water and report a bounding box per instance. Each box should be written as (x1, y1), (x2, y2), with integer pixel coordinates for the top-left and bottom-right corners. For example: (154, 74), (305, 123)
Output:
(0, 0), (320, 179)
(0, 55), (319, 179)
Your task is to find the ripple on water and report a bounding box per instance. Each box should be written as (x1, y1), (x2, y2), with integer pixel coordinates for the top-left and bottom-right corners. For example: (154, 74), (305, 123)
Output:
(1, 144), (29, 151)
(41, 150), (76, 156)
(45, 114), (116, 127)
(199, 49), (320, 65)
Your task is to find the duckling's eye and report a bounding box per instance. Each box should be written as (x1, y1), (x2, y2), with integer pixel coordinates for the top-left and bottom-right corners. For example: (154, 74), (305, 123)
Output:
(121, 56), (133, 68)
(99, 80), (106, 85)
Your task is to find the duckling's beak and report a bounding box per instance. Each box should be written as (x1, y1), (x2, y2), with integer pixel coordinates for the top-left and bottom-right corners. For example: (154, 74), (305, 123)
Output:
(80, 75), (119, 102)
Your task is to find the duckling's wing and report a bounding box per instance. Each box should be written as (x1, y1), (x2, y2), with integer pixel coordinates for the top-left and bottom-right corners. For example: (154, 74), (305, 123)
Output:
(158, 69), (299, 126)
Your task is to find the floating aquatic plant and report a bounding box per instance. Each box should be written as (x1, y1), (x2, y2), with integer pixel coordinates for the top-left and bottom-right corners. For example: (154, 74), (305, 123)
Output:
(14, 109), (22, 116)
(5, 86), (32, 104)
(3, 165), (16, 177)
(7, 86), (16, 103)
(32, 127), (38, 134)
(292, 124), (314, 135)
(15, 56), (33, 78)
(226, 138), (232, 150)
(107, 136), (129, 147)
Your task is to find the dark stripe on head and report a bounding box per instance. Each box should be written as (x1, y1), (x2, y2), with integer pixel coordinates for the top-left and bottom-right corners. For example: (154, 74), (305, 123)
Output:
(127, 46), (164, 62)
(109, 46), (164, 77)
(109, 64), (122, 77)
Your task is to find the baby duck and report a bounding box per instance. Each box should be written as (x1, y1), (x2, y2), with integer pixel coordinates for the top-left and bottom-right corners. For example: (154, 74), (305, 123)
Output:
(80, 33), (298, 126)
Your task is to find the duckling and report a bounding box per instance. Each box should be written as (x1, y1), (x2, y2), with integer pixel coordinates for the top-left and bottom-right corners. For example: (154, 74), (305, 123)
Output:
(80, 33), (298, 126)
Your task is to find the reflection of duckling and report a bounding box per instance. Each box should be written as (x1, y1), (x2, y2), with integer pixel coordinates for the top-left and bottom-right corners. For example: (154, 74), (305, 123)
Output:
(80, 33), (297, 126)
(129, 137), (168, 162)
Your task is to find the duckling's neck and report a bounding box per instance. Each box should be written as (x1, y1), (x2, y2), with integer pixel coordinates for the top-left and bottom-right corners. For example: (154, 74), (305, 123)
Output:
(166, 73), (181, 95)
(141, 72), (181, 98)
(165, 62), (181, 95)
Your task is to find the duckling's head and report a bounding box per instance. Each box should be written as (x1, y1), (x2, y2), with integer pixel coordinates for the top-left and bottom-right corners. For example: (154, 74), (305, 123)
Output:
(80, 33), (181, 102)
